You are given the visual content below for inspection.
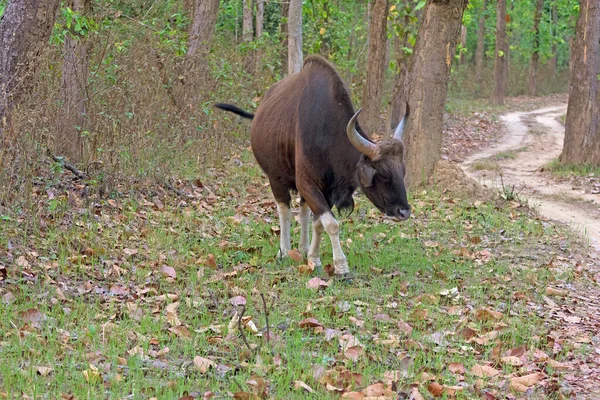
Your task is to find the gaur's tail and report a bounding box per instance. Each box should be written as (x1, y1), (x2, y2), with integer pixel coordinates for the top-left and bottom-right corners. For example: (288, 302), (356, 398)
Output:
(214, 103), (255, 120)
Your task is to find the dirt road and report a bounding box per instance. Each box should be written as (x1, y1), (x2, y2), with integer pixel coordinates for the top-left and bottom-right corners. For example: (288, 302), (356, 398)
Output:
(462, 104), (600, 254)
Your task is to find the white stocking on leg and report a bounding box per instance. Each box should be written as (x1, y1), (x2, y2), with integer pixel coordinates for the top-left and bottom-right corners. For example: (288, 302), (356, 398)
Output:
(319, 212), (349, 275)
(276, 203), (292, 258)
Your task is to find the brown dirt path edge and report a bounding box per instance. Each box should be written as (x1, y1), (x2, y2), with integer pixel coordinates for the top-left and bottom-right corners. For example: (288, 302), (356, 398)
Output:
(462, 103), (600, 398)
(463, 104), (600, 254)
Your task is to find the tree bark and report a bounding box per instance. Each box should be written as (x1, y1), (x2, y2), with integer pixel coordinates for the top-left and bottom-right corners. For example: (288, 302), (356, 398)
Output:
(242, 0), (253, 42)
(60, 0), (91, 162)
(0, 0), (60, 136)
(255, 0), (264, 39)
(403, 0), (468, 187)
(387, 7), (412, 131)
(550, 1), (558, 77)
(459, 24), (467, 64)
(491, 0), (507, 105)
(280, 0), (290, 73)
(187, 0), (220, 59)
(360, 0), (389, 134)
(475, 0), (487, 93)
(528, 0), (544, 96)
(288, 0), (303, 74)
(559, 0), (600, 165)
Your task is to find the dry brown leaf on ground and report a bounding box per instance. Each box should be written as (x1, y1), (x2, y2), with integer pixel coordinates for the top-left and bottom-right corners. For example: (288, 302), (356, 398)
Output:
(287, 249), (303, 261)
(160, 265), (176, 279)
(299, 317), (323, 329)
(427, 382), (444, 397)
(509, 372), (545, 392)
(193, 356), (215, 373)
(293, 380), (314, 393)
(448, 362), (465, 374)
(470, 364), (499, 378)
(306, 277), (331, 289)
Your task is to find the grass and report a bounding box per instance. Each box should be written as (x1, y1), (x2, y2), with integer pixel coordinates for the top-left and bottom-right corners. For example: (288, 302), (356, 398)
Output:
(471, 160), (500, 171)
(545, 159), (600, 178)
(0, 146), (584, 399)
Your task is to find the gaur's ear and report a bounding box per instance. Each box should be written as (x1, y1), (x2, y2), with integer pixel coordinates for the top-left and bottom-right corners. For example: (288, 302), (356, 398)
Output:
(357, 161), (377, 187)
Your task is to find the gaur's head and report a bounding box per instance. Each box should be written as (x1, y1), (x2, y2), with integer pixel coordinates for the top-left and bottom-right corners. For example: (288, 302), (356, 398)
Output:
(347, 108), (411, 221)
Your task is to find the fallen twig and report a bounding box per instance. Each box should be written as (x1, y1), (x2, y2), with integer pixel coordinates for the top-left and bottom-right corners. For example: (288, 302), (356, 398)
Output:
(46, 150), (86, 180)
(237, 305), (253, 354)
(261, 293), (270, 345)
(162, 180), (195, 200)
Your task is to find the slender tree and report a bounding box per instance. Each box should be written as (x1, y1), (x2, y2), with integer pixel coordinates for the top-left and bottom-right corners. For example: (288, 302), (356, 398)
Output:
(242, 0), (254, 42)
(388, 9), (412, 131)
(559, 0), (600, 165)
(187, 0), (220, 59)
(255, 0), (265, 39)
(403, 0), (468, 186)
(288, 0), (303, 74)
(491, 0), (507, 104)
(361, 0), (389, 134)
(550, 1), (558, 77)
(475, 0), (487, 93)
(280, 0), (290, 73)
(528, 0), (544, 96)
(60, 0), (91, 162)
(0, 0), (61, 136)
(459, 25), (467, 64)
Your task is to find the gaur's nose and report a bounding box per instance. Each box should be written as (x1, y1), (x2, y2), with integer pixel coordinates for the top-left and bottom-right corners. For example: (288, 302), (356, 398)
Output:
(397, 207), (411, 220)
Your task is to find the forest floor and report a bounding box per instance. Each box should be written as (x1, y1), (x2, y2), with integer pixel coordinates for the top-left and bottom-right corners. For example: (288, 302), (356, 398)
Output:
(461, 97), (600, 398)
(0, 95), (599, 399)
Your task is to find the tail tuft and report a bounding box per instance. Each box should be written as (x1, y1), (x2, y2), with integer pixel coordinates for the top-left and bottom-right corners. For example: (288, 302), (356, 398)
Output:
(214, 103), (255, 120)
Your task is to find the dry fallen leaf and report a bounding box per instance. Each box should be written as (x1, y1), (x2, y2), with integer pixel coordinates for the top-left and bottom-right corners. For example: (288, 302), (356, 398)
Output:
(193, 356), (215, 373)
(229, 296), (247, 306)
(509, 372), (545, 392)
(287, 249), (303, 261)
(306, 277), (331, 289)
(160, 265), (176, 279)
(547, 359), (571, 370)
(82, 365), (102, 384)
(36, 366), (53, 376)
(397, 319), (413, 335)
(299, 317), (323, 329)
(448, 362), (465, 374)
(545, 286), (568, 297)
(410, 387), (425, 400)
(474, 307), (503, 322)
(470, 364), (499, 378)
(427, 381), (444, 397)
(501, 356), (523, 366)
(206, 254), (218, 270)
(293, 380), (314, 393)
(364, 382), (395, 397)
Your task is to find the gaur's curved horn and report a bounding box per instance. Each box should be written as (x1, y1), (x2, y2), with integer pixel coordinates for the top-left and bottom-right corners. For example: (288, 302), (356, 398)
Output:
(393, 102), (410, 141)
(347, 108), (378, 159)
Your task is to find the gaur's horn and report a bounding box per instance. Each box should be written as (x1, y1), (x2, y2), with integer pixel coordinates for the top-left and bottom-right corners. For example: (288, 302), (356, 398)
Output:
(347, 108), (378, 159)
(393, 102), (410, 141)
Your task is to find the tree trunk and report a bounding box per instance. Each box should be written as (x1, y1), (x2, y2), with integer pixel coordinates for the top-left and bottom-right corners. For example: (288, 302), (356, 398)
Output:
(559, 0), (600, 165)
(242, 0), (254, 42)
(550, 1), (558, 77)
(60, 0), (91, 162)
(255, 0), (264, 39)
(387, 9), (412, 131)
(475, 0), (487, 93)
(491, 0), (507, 105)
(459, 24), (467, 64)
(187, 0), (220, 59)
(528, 0), (544, 96)
(288, 0), (303, 74)
(280, 0), (290, 73)
(403, 0), (468, 187)
(360, 0), (389, 134)
(0, 0), (60, 136)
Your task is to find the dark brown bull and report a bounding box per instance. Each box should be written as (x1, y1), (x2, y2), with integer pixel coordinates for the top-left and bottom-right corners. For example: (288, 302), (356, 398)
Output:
(216, 55), (410, 277)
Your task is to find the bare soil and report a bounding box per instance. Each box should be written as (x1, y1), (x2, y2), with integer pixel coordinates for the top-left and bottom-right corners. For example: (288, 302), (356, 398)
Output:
(463, 104), (600, 254)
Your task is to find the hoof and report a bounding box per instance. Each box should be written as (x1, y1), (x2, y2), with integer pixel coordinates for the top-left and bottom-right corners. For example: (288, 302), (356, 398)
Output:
(334, 273), (353, 284)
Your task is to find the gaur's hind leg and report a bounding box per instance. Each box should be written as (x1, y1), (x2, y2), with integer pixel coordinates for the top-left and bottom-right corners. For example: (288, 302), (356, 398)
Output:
(269, 179), (292, 259)
(299, 199), (311, 257)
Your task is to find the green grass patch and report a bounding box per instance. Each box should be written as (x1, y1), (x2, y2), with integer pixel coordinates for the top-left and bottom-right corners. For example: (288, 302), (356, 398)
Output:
(0, 148), (582, 398)
(546, 160), (600, 178)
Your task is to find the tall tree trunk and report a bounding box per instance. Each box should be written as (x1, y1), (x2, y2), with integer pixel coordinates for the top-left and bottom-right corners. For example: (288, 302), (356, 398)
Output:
(280, 0), (290, 73)
(60, 0), (91, 162)
(388, 9), (412, 131)
(360, 0), (389, 134)
(403, 0), (468, 187)
(491, 0), (507, 105)
(0, 0), (60, 136)
(475, 0), (487, 94)
(559, 0), (600, 165)
(255, 0), (264, 39)
(528, 0), (544, 96)
(242, 0), (254, 42)
(550, 1), (558, 77)
(288, 0), (303, 74)
(459, 25), (467, 64)
(187, 0), (220, 59)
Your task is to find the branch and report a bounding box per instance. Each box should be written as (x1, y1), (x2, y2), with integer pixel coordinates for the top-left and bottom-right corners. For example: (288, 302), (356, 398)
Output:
(237, 305), (253, 354)
(261, 293), (270, 345)
(46, 149), (86, 180)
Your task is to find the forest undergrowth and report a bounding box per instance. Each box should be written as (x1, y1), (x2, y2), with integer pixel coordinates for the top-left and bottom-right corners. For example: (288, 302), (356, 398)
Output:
(1, 98), (598, 398)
